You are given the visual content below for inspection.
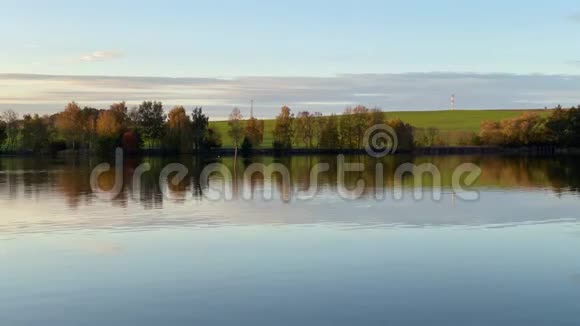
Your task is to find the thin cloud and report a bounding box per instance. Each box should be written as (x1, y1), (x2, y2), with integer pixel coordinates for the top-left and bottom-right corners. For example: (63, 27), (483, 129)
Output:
(80, 51), (123, 62)
(2, 72), (580, 118)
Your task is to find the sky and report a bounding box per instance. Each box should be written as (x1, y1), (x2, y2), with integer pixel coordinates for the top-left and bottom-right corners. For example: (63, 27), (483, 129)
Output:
(1, 0), (580, 118)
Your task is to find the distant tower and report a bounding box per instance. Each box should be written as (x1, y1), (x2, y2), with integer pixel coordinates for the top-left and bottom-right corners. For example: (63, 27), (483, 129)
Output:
(250, 99), (254, 118)
(451, 94), (455, 111)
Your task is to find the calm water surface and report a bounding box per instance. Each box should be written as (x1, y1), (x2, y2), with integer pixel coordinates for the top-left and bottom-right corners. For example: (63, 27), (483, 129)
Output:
(1, 155), (580, 325)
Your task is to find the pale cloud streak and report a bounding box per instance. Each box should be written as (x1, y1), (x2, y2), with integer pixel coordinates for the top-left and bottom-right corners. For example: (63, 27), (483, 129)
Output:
(1, 73), (580, 118)
(80, 51), (123, 62)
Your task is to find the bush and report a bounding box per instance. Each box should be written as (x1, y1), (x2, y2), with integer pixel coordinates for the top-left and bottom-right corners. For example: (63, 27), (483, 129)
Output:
(201, 128), (222, 151)
(240, 137), (253, 157)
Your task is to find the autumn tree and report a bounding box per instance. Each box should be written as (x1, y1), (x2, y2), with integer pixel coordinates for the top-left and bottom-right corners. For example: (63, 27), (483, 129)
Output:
(56, 102), (83, 149)
(479, 120), (504, 145)
(80, 107), (99, 149)
(480, 113), (550, 146)
(368, 108), (385, 126)
(272, 106), (294, 149)
(228, 107), (244, 151)
(500, 113), (547, 146)
(191, 107), (209, 152)
(135, 101), (166, 147)
(97, 110), (124, 138)
(244, 116), (264, 147)
(167, 106), (192, 153)
(294, 111), (315, 148)
(319, 114), (340, 149)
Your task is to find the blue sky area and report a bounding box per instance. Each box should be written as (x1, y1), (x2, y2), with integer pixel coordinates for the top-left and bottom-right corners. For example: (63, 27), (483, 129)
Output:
(1, 1), (580, 117)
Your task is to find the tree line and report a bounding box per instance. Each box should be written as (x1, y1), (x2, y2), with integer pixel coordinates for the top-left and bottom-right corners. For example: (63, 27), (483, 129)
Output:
(269, 105), (415, 152)
(0, 101), (224, 154)
(3, 102), (580, 154)
(479, 105), (580, 147)
(0, 102), (418, 155)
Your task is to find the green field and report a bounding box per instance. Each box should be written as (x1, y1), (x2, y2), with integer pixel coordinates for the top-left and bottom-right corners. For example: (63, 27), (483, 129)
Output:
(210, 109), (549, 148)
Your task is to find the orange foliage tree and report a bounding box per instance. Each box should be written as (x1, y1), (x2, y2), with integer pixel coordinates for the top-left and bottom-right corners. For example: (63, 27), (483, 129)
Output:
(244, 116), (264, 147)
(167, 106), (192, 153)
(56, 102), (83, 149)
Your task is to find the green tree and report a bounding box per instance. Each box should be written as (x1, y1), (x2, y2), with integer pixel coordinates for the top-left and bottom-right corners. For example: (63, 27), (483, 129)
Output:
(386, 118), (415, 152)
(2, 109), (19, 151)
(339, 109), (356, 149)
(109, 102), (128, 126)
(240, 136), (253, 157)
(191, 107), (209, 152)
(420, 127), (441, 146)
(351, 105), (370, 148)
(135, 101), (166, 147)
(0, 121), (6, 149)
(319, 114), (340, 149)
(21, 114), (50, 152)
(312, 112), (324, 147)
(203, 128), (222, 150)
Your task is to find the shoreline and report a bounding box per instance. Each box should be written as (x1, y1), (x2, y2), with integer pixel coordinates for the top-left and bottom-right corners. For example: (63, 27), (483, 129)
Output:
(1, 145), (577, 158)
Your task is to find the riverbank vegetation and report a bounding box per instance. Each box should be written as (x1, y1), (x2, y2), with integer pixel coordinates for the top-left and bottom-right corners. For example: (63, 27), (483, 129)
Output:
(478, 105), (580, 147)
(0, 102), (415, 155)
(0, 102), (576, 155)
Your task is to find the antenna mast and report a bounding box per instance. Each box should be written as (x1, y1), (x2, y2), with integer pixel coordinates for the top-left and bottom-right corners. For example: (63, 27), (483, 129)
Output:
(451, 94), (455, 111)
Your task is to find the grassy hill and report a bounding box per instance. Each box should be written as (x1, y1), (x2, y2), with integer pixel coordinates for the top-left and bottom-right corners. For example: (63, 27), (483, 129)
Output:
(210, 109), (549, 148)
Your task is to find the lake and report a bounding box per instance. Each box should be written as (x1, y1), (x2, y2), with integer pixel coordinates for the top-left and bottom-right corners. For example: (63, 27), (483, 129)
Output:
(1, 154), (580, 325)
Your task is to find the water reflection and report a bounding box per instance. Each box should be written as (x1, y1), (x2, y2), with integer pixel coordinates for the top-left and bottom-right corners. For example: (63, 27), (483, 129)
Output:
(1, 155), (580, 234)
(2, 155), (580, 205)
(3, 155), (580, 326)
